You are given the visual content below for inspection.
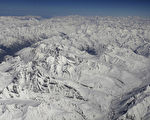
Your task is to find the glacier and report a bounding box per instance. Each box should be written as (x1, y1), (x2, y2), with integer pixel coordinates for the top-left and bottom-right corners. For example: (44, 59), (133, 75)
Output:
(0, 15), (150, 120)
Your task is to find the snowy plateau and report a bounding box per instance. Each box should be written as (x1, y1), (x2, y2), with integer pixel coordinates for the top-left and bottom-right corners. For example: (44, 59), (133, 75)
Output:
(0, 15), (150, 120)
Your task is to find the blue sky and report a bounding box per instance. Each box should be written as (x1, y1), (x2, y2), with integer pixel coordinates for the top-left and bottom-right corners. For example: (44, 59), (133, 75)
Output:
(0, 0), (150, 17)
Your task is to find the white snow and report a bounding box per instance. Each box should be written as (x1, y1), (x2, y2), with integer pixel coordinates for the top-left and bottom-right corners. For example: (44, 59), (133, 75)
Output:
(0, 16), (150, 120)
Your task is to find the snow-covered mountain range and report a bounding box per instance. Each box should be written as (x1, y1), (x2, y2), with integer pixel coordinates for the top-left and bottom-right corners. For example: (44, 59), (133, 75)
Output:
(0, 16), (150, 120)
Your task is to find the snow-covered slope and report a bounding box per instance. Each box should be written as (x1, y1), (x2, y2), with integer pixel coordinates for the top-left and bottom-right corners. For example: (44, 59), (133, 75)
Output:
(0, 16), (150, 120)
